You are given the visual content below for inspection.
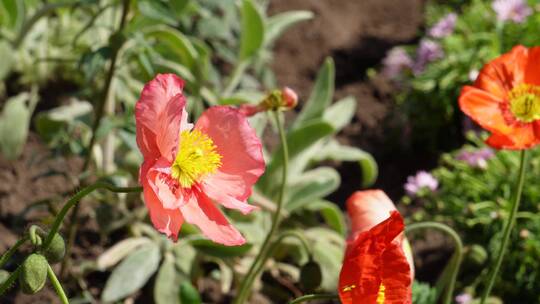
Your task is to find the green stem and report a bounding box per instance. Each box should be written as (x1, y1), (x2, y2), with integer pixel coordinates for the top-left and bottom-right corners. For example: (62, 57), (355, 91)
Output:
(480, 150), (529, 304)
(233, 111), (289, 304)
(63, 0), (131, 278)
(47, 264), (69, 304)
(288, 293), (338, 304)
(42, 183), (141, 250)
(268, 231), (311, 258)
(0, 266), (21, 296)
(0, 236), (29, 269)
(406, 222), (463, 304)
(222, 60), (249, 97)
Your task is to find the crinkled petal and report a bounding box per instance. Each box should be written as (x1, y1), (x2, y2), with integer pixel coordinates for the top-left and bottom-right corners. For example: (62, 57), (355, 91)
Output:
(135, 74), (191, 161)
(181, 189), (245, 246)
(338, 211), (411, 304)
(486, 125), (538, 149)
(141, 162), (183, 240)
(202, 180), (258, 214)
(195, 106), (265, 201)
(459, 86), (512, 135)
(474, 45), (527, 100)
(146, 157), (188, 209)
(524, 46), (540, 86)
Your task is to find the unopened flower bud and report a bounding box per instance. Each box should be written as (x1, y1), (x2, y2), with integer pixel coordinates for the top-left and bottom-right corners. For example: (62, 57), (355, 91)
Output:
(300, 260), (322, 292)
(19, 254), (48, 294)
(281, 86), (298, 109)
(42, 233), (66, 264)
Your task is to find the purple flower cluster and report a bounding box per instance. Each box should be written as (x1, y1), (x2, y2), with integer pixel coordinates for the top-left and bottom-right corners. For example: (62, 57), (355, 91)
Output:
(456, 148), (495, 169)
(429, 13), (458, 38)
(413, 39), (444, 75)
(381, 47), (413, 78)
(492, 0), (532, 23)
(404, 171), (438, 196)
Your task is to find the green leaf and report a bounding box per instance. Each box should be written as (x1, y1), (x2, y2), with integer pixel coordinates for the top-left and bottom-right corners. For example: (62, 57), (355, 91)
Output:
(292, 58), (335, 129)
(314, 140), (378, 187)
(322, 96), (356, 132)
(189, 239), (252, 258)
(0, 0), (24, 30)
(102, 244), (161, 303)
(169, 0), (190, 16)
(154, 253), (184, 304)
(239, 0), (265, 60)
(306, 228), (344, 291)
(0, 41), (14, 80)
(179, 281), (202, 304)
(265, 10), (313, 46)
(286, 167), (340, 212)
(0, 91), (38, 160)
(145, 27), (198, 70)
(259, 119), (335, 195)
(138, 0), (177, 25)
(306, 201), (346, 236)
(96, 237), (152, 271)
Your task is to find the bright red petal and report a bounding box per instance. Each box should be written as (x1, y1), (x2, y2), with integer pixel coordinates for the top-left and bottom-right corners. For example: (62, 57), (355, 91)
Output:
(486, 125), (539, 150)
(524, 46), (540, 86)
(338, 211), (412, 304)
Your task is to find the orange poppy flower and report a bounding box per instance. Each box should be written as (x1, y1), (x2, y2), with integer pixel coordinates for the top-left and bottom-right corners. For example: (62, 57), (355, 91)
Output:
(338, 190), (413, 304)
(459, 45), (540, 149)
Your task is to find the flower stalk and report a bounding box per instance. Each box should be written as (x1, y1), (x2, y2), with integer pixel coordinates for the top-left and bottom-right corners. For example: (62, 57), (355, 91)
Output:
(480, 150), (529, 303)
(234, 111), (289, 303)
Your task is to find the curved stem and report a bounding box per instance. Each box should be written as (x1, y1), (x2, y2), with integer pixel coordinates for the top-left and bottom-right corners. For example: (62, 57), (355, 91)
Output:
(288, 293), (338, 304)
(234, 111), (289, 304)
(406, 222), (463, 304)
(480, 150), (528, 303)
(0, 266), (21, 296)
(47, 264), (69, 304)
(0, 236), (29, 269)
(268, 231), (311, 258)
(42, 183), (141, 250)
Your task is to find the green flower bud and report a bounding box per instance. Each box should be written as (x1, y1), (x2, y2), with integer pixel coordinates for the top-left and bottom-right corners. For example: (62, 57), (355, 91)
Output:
(42, 233), (66, 264)
(0, 270), (9, 284)
(300, 260), (322, 292)
(466, 244), (488, 266)
(19, 254), (48, 294)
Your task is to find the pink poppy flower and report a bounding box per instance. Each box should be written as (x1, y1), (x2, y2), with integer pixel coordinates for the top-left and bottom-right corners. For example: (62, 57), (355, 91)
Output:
(135, 74), (265, 245)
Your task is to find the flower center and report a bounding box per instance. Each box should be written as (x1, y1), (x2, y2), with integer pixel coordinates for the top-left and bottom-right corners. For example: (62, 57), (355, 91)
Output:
(376, 284), (385, 304)
(509, 84), (540, 123)
(171, 130), (222, 188)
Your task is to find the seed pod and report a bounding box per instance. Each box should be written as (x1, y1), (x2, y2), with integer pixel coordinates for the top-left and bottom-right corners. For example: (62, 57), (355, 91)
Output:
(42, 233), (66, 264)
(300, 260), (322, 292)
(19, 254), (48, 294)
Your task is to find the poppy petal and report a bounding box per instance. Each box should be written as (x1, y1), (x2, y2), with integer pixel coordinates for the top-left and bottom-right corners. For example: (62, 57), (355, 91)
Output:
(524, 46), (540, 86)
(202, 180), (258, 214)
(459, 86), (511, 134)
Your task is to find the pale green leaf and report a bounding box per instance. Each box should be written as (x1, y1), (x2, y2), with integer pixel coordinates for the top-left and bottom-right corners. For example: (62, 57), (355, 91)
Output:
(239, 0), (265, 60)
(265, 10), (313, 46)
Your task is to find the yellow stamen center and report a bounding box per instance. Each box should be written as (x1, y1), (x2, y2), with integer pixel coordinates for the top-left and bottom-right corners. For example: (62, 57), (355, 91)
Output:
(171, 130), (222, 188)
(376, 284), (385, 304)
(509, 84), (540, 123)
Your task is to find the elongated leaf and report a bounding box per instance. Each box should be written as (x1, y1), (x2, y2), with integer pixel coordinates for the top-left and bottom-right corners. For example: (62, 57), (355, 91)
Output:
(286, 167), (340, 212)
(154, 253), (184, 304)
(180, 281), (202, 304)
(96, 237), (152, 271)
(138, 0), (177, 25)
(306, 201), (346, 236)
(145, 27), (198, 70)
(239, 0), (265, 60)
(265, 11), (313, 46)
(306, 228), (344, 291)
(314, 140), (378, 187)
(0, 42), (13, 80)
(0, 0), (24, 29)
(102, 244), (161, 302)
(190, 239), (252, 258)
(258, 119), (334, 195)
(0, 91), (38, 160)
(169, 0), (190, 16)
(322, 96), (356, 132)
(292, 58), (335, 129)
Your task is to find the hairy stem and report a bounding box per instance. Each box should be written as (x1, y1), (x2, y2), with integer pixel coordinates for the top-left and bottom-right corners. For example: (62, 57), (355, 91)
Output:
(480, 150), (529, 303)
(47, 264), (69, 304)
(406, 222), (463, 304)
(233, 111), (289, 303)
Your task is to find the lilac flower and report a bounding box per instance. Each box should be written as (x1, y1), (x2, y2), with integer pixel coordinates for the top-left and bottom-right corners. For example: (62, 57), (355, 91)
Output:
(455, 293), (473, 304)
(404, 171), (438, 196)
(413, 39), (444, 75)
(456, 148), (495, 169)
(492, 0), (532, 23)
(429, 13), (458, 38)
(381, 47), (413, 79)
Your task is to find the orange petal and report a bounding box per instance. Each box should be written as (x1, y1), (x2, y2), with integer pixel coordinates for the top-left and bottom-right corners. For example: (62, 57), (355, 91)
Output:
(459, 86), (511, 135)
(524, 46), (540, 86)
(486, 125), (538, 150)
(474, 45), (528, 100)
(346, 190), (397, 236)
